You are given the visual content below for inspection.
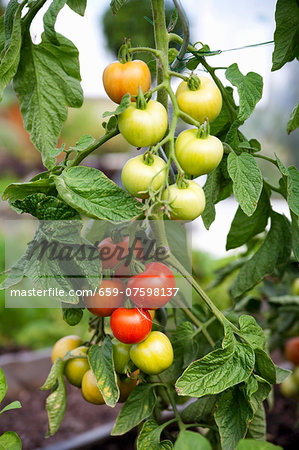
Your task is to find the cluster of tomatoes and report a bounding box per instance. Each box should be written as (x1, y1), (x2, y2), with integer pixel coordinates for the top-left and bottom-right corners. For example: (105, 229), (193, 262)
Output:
(280, 336), (299, 399)
(103, 59), (224, 221)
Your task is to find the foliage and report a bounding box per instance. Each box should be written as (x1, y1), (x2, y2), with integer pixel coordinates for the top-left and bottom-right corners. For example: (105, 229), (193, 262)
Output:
(0, 368), (22, 449)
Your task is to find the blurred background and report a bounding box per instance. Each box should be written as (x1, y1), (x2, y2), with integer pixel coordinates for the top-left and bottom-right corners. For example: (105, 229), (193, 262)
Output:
(0, 1), (298, 449)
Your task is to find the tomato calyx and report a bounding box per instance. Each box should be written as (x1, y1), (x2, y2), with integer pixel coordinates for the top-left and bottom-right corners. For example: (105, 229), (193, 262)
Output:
(196, 120), (210, 139)
(118, 37), (132, 64)
(136, 86), (148, 110)
(176, 174), (189, 189)
(187, 74), (201, 91)
(143, 150), (155, 166)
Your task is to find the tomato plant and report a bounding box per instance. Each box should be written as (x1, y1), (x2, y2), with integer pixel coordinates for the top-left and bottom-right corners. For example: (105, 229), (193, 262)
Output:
(127, 262), (176, 308)
(1, 0), (298, 448)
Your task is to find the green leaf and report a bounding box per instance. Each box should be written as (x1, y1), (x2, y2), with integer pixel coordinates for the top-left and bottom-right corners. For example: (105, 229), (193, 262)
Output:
(0, 245), (32, 290)
(172, 322), (197, 368)
(247, 402), (266, 440)
(239, 315), (265, 350)
(41, 358), (65, 390)
(69, 134), (95, 151)
(4, 0), (19, 45)
(228, 152), (263, 216)
(287, 166), (299, 216)
(254, 349), (276, 384)
(175, 333), (255, 398)
(275, 366), (291, 384)
(2, 179), (56, 204)
(62, 306), (83, 326)
(0, 432), (21, 450)
(236, 440), (283, 450)
(110, 0), (128, 15)
(111, 384), (156, 435)
(231, 212), (292, 298)
(290, 211), (299, 261)
(215, 386), (253, 450)
(226, 187), (270, 250)
(13, 32), (83, 169)
(103, 93), (131, 118)
(181, 395), (217, 424)
(137, 420), (171, 450)
(88, 339), (119, 407)
(67, 0), (87, 16)
(53, 166), (143, 222)
(0, 401), (21, 415)
(0, 368), (7, 403)
(287, 103), (299, 134)
(12, 193), (79, 220)
(272, 0), (299, 71)
(174, 431), (212, 450)
(225, 64), (263, 123)
(210, 86), (236, 136)
(43, 0), (67, 45)
(0, 2), (24, 101)
(44, 361), (67, 436)
(0, 16), (5, 55)
(201, 167), (221, 230)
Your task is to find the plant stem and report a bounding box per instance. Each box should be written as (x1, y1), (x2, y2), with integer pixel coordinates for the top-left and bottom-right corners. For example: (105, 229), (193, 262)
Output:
(164, 385), (185, 431)
(254, 153), (278, 166)
(23, 0), (48, 29)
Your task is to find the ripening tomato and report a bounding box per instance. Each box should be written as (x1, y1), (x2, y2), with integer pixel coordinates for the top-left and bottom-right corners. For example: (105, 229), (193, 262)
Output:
(127, 262), (176, 309)
(285, 336), (299, 365)
(64, 346), (90, 388)
(130, 331), (173, 375)
(110, 308), (152, 344)
(98, 236), (143, 277)
(121, 154), (166, 198)
(112, 338), (132, 374)
(103, 60), (151, 104)
(280, 374), (299, 398)
(118, 100), (168, 147)
(176, 76), (222, 124)
(175, 128), (223, 177)
(162, 181), (206, 221)
(51, 335), (82, 363)
(81, 369), (105, 405)
(118, 370), (139, 402)
(85, 279), (125, 317)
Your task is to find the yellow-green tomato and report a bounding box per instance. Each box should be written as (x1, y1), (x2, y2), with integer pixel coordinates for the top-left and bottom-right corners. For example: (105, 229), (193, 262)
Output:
(280, 374), (299, 398)
(176, 76), (222, 124)
(292, 278), (299, 296)
(162, 181), (206, 221)
(64, 346), (90, 388)
(112, 338), (132, 374)
(118, 100), (168, 147)
(81, 369), (105, 405)
(293, 367), (299, 385)
(175, 128), (223, 176)
(51, 335), (82, 363)
(121, 154), (166, 198)
(130, 331), (174, 375)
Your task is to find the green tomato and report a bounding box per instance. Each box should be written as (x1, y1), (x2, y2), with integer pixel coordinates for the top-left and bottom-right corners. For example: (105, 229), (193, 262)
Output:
(292, 278), (299, 295)
(121, 154), (166, 198)
(162, 181), (205, 221)
(175, 128), (223, 177)
(293, 366), (299, 385)
(112, 338), (132, 374)
(280, 374), (299, 398)
(176, 76), (222, 124)
(64, 346), (90, 388)
(130, 331), (173, 375)
(118, 100), (168, 147)
(51, 335), (82, 363)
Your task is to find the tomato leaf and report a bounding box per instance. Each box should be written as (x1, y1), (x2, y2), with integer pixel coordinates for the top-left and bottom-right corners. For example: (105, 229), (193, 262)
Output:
(62, 306), (84, 326)
(41, 358), (65, 391)
(226, 187), (270, 250)
(67, 0), (87, 16)
(2, 179), (56, 204)
(52, 166), (143, 222)
(228, 152), (263, 216)
(231, 212), (292, 298)
(210, 86), (236, 136)
(247, 402), (266, 440)
(215, 386), (253, 450)
(181, 395), (217, 425)
(11, 193), (79, 220)
(275, 366), (291, 384)
(44, 360), (67, 436)
(201, 167), (221, 230)
(137, 419), (172, 450)
(287, 166), (299, 216)
(103, 93), (131, 118)
(291, 211), (299, 261)
(111, 384), (156, 435)
(0, 16), (4, 55)
(238, 315), (266, 350)
(43, 0), (68, 46)
(173, 431), (211, 450)
(13, 32), (83, 169)
(110, 0), (128, 15)
(69, 134), (95, 151)
(254, 348), (277, 384)
(0, 401), (21, 416)
(0, 368), (7, 403)
(272, 0), (299, 71)
(88, 339), (119, 407)
(236, 440), (283, 450)
(0, 432), (22, 450)
(287, 102), (299, 134)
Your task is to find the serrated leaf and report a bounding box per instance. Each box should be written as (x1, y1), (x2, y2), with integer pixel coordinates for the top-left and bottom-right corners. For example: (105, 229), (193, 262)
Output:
(111, 384), (156, 435)
(53, 166), (143, 222)
(236, 440), (283, 450)
(173, 431), (211, 450)
(0, 368), (7, 403)
(67, 0), (87, 16)
(110, 0), (128, 15)
(0, 432), (21, 450)
(13, 32), (83, 169)
(287, 103), (299, 134)
(43, 0), (67, 46)
(215, 386), (253, 450)
(272, 0), (299, 71)
(231, 212), (292, 298)
(181, 395), (217, 424)
(103, 93), (131, 118)
(45, 362), (66, 436)
(137, 419), (170, 450)
(12, 193), (79, 220)
(226, 187), (270, 250)
(228, 152), (263, 216)
(2, 179), (56, 204)
(254, 349), (276, 384)
(201, 167), (221, 230)
(225, 64), (263, 123)
(175, 333), (255, 398)
(239, 315), (265, 350)
(0, 401), (21, 415)
(88, 339), (119, 407)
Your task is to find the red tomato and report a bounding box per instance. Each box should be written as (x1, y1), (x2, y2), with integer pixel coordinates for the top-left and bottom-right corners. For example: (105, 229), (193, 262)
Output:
(127, 262), (176, 309)
(98, 236), (143, 277)
(85, 279), (125, 317)
(285, 337), (299, 366)
(103, 60), (151, 104)
(110, 308), (152, 344)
